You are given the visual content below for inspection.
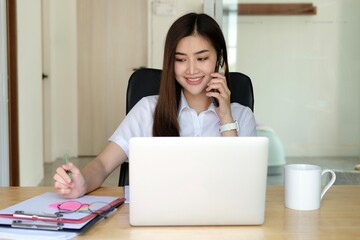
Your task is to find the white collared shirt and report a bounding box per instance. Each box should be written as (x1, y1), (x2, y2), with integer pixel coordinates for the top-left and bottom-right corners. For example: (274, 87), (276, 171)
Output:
(109, 92), (256, 157)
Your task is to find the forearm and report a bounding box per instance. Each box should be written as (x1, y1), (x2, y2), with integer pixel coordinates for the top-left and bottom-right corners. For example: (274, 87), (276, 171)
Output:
(81, 141), (127, 194)
(81, 159), (109, 194)
(221, 129), (237, 137)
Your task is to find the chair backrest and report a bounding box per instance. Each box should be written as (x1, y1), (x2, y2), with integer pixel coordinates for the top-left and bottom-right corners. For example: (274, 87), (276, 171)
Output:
(118, 68), (255, 186)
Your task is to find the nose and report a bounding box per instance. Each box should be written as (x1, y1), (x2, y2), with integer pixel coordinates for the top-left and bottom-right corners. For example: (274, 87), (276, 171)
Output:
(186, 59), (198, 74)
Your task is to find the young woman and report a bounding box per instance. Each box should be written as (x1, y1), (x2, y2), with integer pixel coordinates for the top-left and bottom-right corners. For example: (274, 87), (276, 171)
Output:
(54, 13), (256, 198)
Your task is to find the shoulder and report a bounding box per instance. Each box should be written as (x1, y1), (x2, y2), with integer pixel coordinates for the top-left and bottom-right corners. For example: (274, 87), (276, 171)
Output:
(230, 102), (253, 116)
(144, 95), (159, 105)
(130, 95), (159, 113)
(230, 103), (256, 136)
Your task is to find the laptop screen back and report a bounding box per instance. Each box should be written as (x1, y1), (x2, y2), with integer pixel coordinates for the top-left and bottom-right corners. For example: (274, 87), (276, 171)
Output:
(129, 137), (269, 226)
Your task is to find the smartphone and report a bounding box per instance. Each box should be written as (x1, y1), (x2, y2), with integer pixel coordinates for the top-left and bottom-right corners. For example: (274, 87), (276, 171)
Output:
(211, 54), (225, 107)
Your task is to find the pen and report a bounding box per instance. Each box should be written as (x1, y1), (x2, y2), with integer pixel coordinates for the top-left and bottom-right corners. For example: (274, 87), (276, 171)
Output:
(64, 153), (72, 181)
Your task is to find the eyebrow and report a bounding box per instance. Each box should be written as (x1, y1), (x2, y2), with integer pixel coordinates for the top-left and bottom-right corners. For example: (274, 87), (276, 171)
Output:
(175, 49), (210, 56)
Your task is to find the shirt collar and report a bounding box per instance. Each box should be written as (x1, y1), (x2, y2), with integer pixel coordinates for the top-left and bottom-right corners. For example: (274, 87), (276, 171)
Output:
(178, 90), (218, 116)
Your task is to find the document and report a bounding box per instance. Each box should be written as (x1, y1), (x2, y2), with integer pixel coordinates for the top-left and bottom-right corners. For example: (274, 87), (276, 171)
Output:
(0, 192), (125, 232)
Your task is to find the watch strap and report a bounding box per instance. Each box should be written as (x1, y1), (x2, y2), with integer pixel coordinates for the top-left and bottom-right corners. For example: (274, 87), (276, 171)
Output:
(219, 120), (239, 133)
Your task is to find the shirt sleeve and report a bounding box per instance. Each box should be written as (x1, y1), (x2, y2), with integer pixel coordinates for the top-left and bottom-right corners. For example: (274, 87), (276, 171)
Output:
(231, 103), (257, 137)
(108, 96), (158, 157)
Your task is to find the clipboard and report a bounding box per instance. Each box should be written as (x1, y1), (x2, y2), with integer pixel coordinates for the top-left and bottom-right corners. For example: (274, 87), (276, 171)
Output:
(0, 192), (125, 232)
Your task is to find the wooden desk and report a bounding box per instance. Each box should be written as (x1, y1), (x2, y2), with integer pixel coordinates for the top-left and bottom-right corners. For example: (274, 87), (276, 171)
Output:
(1, 186), (359, 239)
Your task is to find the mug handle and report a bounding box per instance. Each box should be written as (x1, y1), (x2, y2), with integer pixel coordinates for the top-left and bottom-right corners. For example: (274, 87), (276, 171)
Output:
(320, 169), (336, 200)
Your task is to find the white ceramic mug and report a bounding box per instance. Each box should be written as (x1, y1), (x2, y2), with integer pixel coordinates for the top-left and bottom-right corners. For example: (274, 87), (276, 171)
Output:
(284, 164), (336, 211)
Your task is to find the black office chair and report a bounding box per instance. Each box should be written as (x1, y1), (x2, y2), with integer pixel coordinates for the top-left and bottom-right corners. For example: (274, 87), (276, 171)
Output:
(118, 68), (254, 186)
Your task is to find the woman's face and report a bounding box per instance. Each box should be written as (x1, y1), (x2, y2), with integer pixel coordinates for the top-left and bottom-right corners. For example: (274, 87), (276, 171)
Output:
(174, 34), (217, 98)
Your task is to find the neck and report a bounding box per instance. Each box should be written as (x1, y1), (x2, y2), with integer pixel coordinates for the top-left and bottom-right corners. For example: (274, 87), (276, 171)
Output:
(184, 92), (211, 114)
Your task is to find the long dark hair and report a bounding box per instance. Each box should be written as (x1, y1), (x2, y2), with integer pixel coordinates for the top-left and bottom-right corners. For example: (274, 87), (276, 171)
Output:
(153, 13), (230, 136)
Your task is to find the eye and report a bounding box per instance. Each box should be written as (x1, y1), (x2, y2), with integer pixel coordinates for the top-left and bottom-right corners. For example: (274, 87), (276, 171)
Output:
(197, 57), (209, 62)
(175, 58), (186, 62)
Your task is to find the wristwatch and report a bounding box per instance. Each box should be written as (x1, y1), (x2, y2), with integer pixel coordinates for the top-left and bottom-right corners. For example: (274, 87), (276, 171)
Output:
(219, 120), (239, 133)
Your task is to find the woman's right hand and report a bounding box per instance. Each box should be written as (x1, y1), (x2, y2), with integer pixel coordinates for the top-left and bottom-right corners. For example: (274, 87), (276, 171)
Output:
(53, 162), (87, 199)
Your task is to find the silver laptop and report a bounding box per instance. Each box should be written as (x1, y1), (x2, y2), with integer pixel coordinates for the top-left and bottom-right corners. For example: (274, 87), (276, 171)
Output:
(128, 137), (269, 226)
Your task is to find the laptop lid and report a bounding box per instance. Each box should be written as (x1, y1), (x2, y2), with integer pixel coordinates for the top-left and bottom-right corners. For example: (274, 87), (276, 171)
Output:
(129, 137), (269, 226)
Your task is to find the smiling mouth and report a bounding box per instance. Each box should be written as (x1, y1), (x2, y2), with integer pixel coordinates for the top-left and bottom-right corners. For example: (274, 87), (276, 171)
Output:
(185, 76), (204, 85)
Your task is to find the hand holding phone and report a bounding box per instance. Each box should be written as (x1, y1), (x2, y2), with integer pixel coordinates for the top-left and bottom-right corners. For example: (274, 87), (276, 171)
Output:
(211, 54), (226, 107)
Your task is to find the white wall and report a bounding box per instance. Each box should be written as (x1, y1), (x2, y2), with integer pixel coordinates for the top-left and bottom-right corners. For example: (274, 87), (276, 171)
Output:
(17, 0), (44, 185)
(223, 0), (360, 157)
(337, 0), (360, 159)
